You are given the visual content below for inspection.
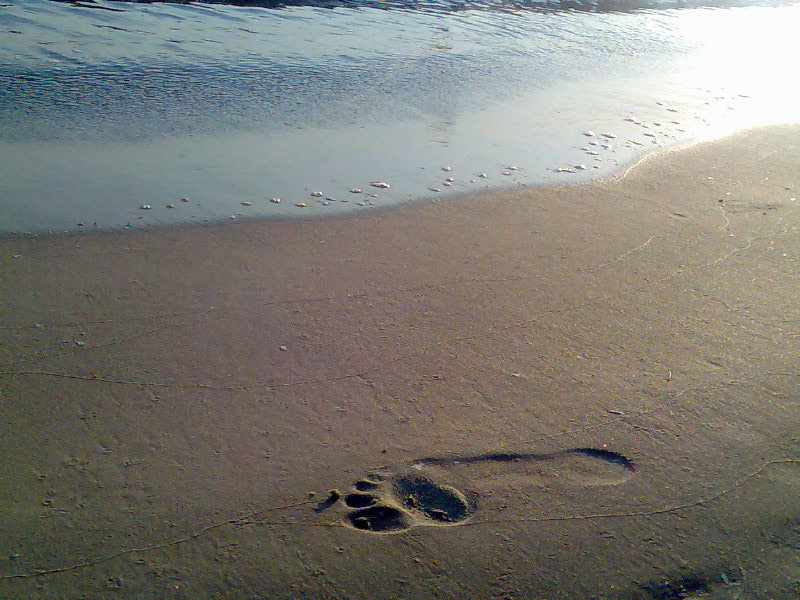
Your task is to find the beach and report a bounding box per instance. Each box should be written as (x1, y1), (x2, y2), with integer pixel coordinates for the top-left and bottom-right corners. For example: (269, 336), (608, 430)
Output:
(1, 124), (799, 598)
(4, 0), (800, 234)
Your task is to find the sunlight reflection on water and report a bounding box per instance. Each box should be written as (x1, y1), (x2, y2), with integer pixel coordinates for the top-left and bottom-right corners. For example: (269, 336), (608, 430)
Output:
(0, 0), (798, 232)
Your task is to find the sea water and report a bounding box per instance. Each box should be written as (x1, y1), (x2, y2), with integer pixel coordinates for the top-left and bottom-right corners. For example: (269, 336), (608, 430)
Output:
(1, 0), (798, 233)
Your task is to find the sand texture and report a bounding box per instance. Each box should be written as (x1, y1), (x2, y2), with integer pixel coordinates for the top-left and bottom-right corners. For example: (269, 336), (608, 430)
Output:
(1, 125), (800, 599)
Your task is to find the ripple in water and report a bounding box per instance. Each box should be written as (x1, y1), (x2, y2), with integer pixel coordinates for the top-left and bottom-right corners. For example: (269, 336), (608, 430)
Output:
(0, 0), (798, 232)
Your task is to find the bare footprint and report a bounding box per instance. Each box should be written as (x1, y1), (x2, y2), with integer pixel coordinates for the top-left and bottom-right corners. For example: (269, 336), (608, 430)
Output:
(336, 447), (635, 534)
(418, 447), (636, 490)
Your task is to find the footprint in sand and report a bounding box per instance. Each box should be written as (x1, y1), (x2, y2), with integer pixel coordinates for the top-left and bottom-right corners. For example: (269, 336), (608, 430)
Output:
(337, 448), (635, 533)
(340, 471), (474, 533)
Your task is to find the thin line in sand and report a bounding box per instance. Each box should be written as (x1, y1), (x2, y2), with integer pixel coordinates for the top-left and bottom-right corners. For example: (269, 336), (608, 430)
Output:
(0, 228), (785, 397)
(1, 458), (797, 581)
(2, 210), (786, 335)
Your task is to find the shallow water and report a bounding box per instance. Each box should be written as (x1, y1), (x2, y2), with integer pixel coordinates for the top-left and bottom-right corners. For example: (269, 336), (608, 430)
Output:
(1, 0), (799, 233)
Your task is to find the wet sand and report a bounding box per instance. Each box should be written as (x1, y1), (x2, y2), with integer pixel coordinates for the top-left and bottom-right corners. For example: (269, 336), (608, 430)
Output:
(1, 124), (799, 599)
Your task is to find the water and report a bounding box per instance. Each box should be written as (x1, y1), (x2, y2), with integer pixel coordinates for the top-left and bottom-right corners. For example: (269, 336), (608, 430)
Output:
(1, 0), (799, 233)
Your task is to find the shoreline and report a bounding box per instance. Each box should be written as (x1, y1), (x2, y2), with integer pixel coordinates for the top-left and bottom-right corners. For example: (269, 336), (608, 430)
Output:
(5, 0), (800, 237)
(1, 119), (787, 242)
(2, 85), (788, 237)
(2, 123), (799, 599)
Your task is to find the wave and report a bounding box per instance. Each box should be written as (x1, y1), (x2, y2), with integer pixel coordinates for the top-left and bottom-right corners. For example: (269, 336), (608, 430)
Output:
(51, 0), (795, 15)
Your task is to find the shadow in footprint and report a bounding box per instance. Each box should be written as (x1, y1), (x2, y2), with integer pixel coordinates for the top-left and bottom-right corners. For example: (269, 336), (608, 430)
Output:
(393, 474), (472, 523)
(418, 447), (635, 488)
(420, 447), (634, 471)
(340, 447), (635, 534)
(344, 492), (376, 508)
(354, 479), (379, 492)
(348, 505), (412, 532)
(343, 474), (473, 532)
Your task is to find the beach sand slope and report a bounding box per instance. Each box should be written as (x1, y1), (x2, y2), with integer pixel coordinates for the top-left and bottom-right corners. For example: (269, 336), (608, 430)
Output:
(1, 125), (799, 599)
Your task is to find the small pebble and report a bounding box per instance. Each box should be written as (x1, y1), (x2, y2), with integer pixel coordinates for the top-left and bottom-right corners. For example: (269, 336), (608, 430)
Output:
(506, 166), (519, 171)
(445, 177), (454, 182)
(601, 132), (617, 139)
(574, 164), (587, 170)
(443, 182), (452, 187)
(295, 202), (307, 207)
(429, 187), (442, 192)
(166, 204), (175, 209)
(502, 171), (512, 176)
(140, 204), (152, 210)
(241, 201), (252, 206)
(441, 166), (453, 172)
(270, 198), (281, 203)
(370, 182), (391, 189)
(310, 191), (323, 197)
(279, 345), (287, 351)
(583, 131), (595, 137)
(478, 173), (488, 178)
(350, 188), (362, 194)
(180, 198), (189, 203)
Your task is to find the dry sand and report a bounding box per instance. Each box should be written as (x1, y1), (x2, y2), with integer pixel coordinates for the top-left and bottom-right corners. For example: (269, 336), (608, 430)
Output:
(1, 124), (799, 599)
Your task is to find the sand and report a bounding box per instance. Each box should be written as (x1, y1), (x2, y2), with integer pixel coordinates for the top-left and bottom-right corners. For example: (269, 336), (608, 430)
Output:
(1, 124), (799, 599)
